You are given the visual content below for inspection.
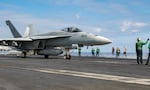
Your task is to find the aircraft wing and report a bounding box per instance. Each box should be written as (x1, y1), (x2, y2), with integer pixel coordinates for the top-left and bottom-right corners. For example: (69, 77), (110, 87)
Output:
(0, 35), (71, 46)
(30, 35), (71, 40)
(0, 35), (71, 41)
(0, 38), (32, 42)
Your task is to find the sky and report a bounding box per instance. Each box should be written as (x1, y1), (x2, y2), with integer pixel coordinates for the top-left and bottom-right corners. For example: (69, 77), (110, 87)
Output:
(0, 0), (150, 53)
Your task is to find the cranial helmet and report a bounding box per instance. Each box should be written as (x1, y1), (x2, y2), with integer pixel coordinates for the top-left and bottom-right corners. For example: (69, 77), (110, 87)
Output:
(137, 37), (141, 41)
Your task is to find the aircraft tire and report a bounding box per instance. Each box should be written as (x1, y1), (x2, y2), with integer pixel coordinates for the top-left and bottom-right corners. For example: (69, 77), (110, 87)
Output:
(44, 55), (49, 59)
(64, 55), (71, 59)
(22, 52), (27, 58)
(68, 55), (71, 59)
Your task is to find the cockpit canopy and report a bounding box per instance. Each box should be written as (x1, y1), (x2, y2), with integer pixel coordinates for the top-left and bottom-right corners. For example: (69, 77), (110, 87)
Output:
(62, 27), (82, 32)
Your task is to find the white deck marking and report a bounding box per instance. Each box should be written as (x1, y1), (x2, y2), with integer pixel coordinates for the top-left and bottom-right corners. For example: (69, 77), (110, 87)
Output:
(90, 61), (133, 64)
(24, 68), (150, 85)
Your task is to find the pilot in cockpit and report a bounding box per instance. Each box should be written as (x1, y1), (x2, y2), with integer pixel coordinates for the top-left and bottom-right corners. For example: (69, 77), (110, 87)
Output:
(62, 27), (82, 32)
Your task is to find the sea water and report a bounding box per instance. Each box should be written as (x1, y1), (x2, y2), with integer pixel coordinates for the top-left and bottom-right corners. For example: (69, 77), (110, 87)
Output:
(71, 51), (148, 59)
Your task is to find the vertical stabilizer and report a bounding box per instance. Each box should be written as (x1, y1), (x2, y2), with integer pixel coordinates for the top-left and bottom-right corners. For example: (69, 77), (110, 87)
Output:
(24, 24), (37, 37)
(24, 24), (31, 37)
(6, 20), (22, 38)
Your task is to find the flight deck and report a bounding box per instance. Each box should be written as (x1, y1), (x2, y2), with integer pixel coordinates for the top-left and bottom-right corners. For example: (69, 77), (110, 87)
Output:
(0, 56), (150, 90)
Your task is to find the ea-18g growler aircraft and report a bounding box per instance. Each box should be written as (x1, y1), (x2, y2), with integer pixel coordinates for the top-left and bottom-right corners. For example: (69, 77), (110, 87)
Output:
(0, 20), (112, 59)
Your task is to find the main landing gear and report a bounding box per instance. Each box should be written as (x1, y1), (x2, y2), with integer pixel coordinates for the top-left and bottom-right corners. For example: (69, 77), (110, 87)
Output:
(64, 48), (71, 59)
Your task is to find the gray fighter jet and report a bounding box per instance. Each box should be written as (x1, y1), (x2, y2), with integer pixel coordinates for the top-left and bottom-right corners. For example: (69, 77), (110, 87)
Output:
(0, 20), (112, 59)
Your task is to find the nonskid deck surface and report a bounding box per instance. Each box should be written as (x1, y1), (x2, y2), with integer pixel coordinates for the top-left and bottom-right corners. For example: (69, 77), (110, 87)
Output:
(0, 56), (150, 90)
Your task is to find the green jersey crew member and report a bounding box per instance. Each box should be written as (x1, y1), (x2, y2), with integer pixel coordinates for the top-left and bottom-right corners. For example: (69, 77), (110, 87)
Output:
(96, 47), (100, 56)
(145, 42), (150, 65)
(136, 38), (149, 64)
(78, 47), (81, 56)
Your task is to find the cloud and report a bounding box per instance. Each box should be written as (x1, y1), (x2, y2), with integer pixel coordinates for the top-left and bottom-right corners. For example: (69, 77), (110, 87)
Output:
(75, 13), (80, 20)
(95, 28), (102, 33)
(131, 29), (139, 33)
(121, 21), (147, 33)
(134, 22), (147, 27)
(0, 9), (104, 37)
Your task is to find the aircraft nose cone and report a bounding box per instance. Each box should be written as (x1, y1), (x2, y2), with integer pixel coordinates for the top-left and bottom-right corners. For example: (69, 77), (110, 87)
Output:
(103, 37), (112, 44)
(96, 36), (112, 45)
